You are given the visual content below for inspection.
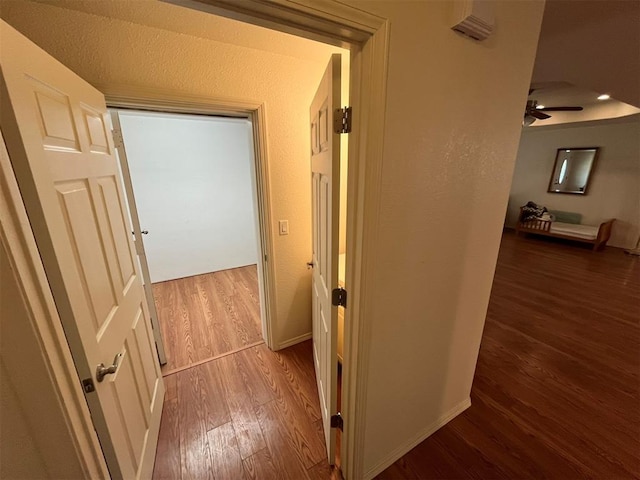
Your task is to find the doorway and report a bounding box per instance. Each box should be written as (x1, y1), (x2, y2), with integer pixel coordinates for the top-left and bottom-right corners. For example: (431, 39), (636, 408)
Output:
(112, 108), (266, 375)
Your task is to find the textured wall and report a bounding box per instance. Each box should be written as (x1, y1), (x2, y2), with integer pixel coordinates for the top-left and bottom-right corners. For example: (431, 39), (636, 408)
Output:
(0, 0), (346, 347)
(346, 0), (544, 475)
(507, 118), (640, 248)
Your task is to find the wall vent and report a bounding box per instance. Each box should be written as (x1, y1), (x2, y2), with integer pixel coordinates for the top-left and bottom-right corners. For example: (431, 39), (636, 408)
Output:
(451, 0), (494, 41)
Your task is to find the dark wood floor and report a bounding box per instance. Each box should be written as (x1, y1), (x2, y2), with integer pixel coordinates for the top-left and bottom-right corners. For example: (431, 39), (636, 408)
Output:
(153, 266), (263, 374)
(378, 231), (640, 479)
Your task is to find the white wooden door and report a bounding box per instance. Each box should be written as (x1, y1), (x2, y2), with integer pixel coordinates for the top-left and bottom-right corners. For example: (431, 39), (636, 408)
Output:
(310, 54), (341, 463)
(0, 21), (164, 479)
(110, 109), (167, 365)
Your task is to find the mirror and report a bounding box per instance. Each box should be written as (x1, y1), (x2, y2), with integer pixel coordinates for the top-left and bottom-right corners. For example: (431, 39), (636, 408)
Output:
(548, 147), (598, 194)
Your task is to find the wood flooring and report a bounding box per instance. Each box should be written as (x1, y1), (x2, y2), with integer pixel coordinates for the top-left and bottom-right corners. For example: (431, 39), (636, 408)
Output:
(378, 231), (640, 479)
(152, 341), (338, 479)
(152, 233), (639, 479)
(153, 266), (263, 374)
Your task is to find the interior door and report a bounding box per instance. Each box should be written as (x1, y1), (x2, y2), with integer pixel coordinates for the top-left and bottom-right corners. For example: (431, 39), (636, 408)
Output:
(0, 21), (164, 479)
(110, 109), (167, 365)
(310, 54), (341, 463)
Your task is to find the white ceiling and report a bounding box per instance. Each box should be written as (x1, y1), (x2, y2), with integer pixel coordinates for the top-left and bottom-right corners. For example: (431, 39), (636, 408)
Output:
(530, 0), (640, 126)
(527, 82), (640, 128)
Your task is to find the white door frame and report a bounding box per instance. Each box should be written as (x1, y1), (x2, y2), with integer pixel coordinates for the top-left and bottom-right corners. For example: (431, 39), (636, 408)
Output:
(165, 2), (390, 478)
(102, 86), (278, 350)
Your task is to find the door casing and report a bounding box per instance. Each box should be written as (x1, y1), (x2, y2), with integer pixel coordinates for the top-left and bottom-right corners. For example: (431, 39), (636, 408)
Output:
(104, 91), (276, 350)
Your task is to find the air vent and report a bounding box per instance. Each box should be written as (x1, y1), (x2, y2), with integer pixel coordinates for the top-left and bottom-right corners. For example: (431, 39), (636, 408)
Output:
(450, 0), (494, 41)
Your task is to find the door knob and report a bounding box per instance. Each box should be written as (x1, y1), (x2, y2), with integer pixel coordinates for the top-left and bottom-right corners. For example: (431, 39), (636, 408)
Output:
(96, 352), (123, 382)
(307, 261), (314, 269)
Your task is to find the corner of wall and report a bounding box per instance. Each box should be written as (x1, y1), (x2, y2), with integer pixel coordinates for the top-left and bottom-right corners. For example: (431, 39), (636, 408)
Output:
(363, 397), (472, 480)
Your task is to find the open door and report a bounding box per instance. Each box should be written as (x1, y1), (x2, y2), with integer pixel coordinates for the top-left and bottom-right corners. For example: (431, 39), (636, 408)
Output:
(110, 109), (167, 365)
(0, 21), (164, 479)
(310, 54), (341, 463)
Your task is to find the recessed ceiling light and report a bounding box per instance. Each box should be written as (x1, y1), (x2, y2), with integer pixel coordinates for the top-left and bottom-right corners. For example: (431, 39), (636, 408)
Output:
(536, 104), (545, 109)
(597, 94), (610, 100)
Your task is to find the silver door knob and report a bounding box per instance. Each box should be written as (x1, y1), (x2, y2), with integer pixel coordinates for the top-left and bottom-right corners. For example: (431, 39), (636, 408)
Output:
(96, 353), (123, 382)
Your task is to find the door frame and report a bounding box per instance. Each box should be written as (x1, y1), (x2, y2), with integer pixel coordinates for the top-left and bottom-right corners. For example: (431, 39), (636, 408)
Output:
(165, 2), (390, 478)
(103, 86), (278, 350)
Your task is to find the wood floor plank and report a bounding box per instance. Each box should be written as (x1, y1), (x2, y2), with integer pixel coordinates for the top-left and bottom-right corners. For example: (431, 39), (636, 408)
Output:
(217, 353), (267, 459)
(152, 398), (180, 480)
(255, 401), (313, 479)
(207, 422), (246, 480)
(176, 366), (214, 480)
(242, 448), (279, 480)
(249, 345), (326, 468)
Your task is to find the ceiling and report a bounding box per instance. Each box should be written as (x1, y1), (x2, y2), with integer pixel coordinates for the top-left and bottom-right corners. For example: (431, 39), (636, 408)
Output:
(29, 0), (640, 128)
(529, 0), (640, 127)
(527, 82), (640, 128)
(31, 0), (345, 64)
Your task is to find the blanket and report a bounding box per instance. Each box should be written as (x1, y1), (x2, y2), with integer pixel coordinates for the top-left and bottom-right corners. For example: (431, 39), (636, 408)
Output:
(521, 201), (548, 222)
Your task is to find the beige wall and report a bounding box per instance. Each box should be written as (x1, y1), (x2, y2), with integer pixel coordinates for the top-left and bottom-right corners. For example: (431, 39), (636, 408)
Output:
(0, 0), (346, 348)
(507, 118), (640, 248)
(346, 1), (544, 475)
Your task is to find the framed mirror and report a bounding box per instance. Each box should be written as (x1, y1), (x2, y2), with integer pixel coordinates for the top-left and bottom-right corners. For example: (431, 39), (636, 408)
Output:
(548, 147), (598, 195)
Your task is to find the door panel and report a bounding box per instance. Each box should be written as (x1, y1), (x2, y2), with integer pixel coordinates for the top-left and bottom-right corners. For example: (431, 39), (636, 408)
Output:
(0, 21), (163, 479)
(310, 54), (341, 463)
(110, 109), (168, 365)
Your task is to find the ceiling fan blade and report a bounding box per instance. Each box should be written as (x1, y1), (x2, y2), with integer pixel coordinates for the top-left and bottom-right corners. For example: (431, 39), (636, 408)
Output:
(531, 110), (551, 120)
(539, 106), (584, 112)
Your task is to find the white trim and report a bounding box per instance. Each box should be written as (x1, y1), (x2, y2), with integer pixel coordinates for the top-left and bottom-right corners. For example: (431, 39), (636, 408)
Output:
(0, 129), (109, 478)
(363, 397), (473, 480)
(166, 2), (390, 478)
(277, 332), (313, 350)
(101, 86), (278, 350)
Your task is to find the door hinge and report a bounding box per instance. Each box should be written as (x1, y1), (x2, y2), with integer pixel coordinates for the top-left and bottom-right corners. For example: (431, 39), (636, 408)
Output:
(332, 287), (347, 308)
(331, 412), (343, 431)
(111, 129), (124, 148)
(81, 377), (96, 393)
(334, 106), (352, 134)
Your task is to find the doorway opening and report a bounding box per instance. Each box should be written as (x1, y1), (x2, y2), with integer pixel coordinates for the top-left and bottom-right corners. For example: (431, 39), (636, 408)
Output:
(112, 108), (267, 375)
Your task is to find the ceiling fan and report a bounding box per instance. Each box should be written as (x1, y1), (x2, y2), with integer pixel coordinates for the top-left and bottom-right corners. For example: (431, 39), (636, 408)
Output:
(523, 89), (584, 126)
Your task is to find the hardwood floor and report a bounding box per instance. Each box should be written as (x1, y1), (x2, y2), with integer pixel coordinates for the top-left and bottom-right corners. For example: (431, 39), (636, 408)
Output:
(152, 341), (338, 479)
(378, 231), (640, 479)
(153, 266), (264, 374)
(153, 234), (639, 479)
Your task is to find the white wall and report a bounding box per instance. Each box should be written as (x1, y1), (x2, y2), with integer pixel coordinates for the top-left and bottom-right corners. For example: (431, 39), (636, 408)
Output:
(118, 111), (258, 283)
(506, 118), (640, 248)
(0, 0), (346, 348)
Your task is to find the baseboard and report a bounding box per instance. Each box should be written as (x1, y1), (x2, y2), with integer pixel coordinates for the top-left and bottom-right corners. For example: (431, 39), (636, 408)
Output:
(277, 332), (312, 350)
(363, 397), (472, 480)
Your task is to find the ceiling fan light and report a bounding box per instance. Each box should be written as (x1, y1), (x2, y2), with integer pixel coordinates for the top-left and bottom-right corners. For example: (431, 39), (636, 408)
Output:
(536, 104), (545, 109)
(597, 94), (610, 100)
(523, 114), (536, 127)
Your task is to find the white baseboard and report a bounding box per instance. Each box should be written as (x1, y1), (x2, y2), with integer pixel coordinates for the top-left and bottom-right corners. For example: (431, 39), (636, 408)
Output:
(363, 397), (472, 480)
(277, 332), (312, 350)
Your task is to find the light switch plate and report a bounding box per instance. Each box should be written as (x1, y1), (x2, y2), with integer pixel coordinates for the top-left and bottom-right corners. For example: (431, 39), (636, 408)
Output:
(279, 220), (289, 235)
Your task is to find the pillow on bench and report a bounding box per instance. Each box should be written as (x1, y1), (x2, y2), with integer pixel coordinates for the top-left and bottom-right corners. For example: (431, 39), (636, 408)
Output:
(548, 210), (582, 225)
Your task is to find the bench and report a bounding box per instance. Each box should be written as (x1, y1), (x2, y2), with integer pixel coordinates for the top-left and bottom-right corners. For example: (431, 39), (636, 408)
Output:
(516, 207), (615, 251)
